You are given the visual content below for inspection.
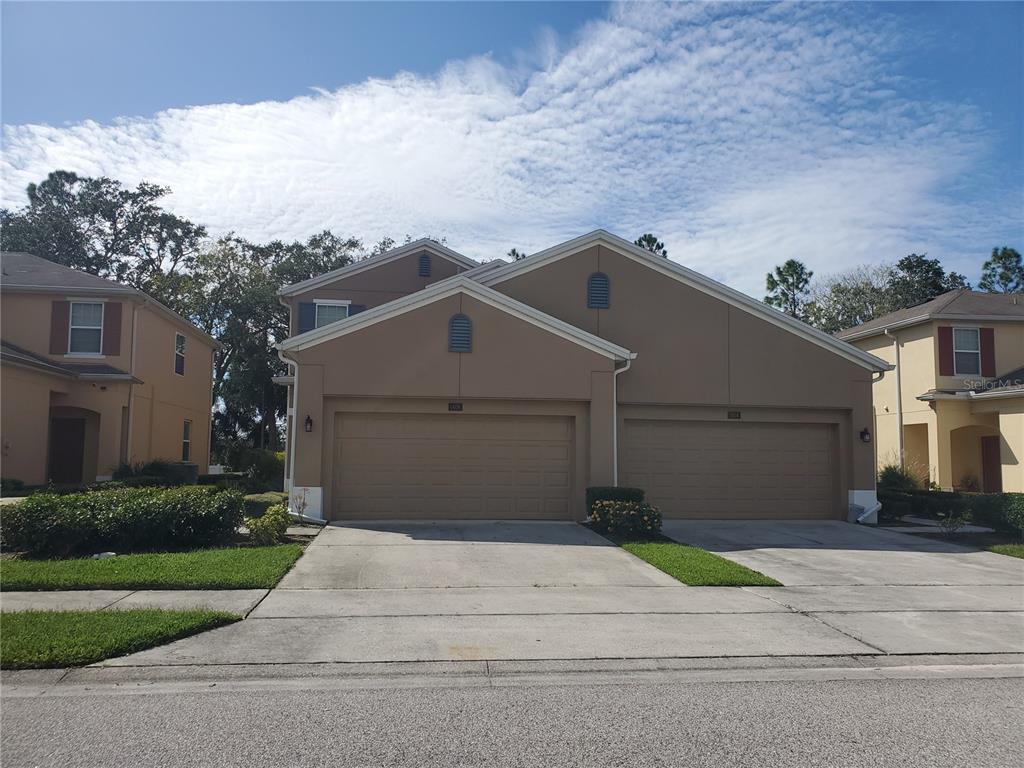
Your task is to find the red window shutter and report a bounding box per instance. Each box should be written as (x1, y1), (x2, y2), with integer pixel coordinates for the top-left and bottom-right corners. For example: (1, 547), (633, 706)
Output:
(49, 301), (70, 354)
(102, 302), (122, 356)
(979, 327), (996, 377)
(937, 326), (954, 376)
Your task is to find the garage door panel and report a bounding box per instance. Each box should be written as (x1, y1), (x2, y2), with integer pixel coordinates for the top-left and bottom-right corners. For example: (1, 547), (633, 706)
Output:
(621, 419), (838, 519)
(333, 412), (573, 520)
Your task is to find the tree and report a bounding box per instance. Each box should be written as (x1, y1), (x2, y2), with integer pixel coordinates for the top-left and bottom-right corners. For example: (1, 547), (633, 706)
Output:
(634, 233), (667, 257)
(0, 170), (205, 306)
(764, 259), (813, 319)
(979, 247), (1023, 293)
(803, 265), (893, 334)
(886, 253), (970, 309)
(507, 248), (527, 261)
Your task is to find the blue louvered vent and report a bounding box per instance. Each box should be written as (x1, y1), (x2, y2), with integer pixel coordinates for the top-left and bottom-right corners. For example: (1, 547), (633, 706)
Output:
(587, 272), (610, 309)
(448, 313), (472, 353)
(418, 253), (432, 276)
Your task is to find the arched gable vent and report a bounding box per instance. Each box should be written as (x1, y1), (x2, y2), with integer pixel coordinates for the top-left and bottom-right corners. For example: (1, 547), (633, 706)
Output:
(418, 253), (432, 276)
(587, 272), (610, 309)
(448, 313), (472, 352)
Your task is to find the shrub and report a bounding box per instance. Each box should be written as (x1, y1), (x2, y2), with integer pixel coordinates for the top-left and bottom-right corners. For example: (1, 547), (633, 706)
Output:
(112, 460), (197, 486)
(92, 476), (169, 490)
(0, 486), (244, 558)
(878, 463), (920, 494)
(222, 447), (284, 493)
(937, 508), (971, 536)
(1, 478), (26, 496)
(245, 503), (290, 546)
(1004, 493), (1024, 539)
(589, 500), (662, 536)
(244, 492), (289, 517)
(585, 486), (645, 514)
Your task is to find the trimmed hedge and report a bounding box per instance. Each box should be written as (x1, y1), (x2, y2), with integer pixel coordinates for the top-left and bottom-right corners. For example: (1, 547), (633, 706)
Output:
(589, 500), (662, 536)
(244, 492), (289, 517)
(0, 486), (245, 558)
(879, 489), (1024, 537)
(586, 486), (645, 514)
(245, 503), (290, 546)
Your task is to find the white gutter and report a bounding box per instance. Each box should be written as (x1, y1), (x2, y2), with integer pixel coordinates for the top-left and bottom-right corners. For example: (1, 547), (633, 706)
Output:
(884, 327), (904, 466)
(611, 356), (635, 485)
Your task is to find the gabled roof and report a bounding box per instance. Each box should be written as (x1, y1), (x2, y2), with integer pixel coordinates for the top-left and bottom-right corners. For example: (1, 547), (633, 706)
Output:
(477, 230), (890, 373)
(277, 276), (635, 362)
(1, 252), (220, 349)
(836, 289), (1024, 341)
(278, 239), (479, 297)
(1, 340), (140, 382)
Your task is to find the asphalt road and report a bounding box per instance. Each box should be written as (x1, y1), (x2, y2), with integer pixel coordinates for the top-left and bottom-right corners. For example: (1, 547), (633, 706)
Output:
(3, 676), (1021, 767)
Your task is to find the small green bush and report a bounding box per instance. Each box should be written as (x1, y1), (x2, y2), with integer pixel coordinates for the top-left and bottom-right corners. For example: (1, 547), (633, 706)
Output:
(586, 486), (645, 514)
(245, 503), (290, 546)
(1004, 493), (1024, 539)
(1, 478), (26, 496)
(221, 447), (284, 493)
(112, 460), (196, 486)
(878, 463), (920, 493)
(244, 492), (289, 517)
(0, 486), (244, 558)
(589, 500), (662, 536)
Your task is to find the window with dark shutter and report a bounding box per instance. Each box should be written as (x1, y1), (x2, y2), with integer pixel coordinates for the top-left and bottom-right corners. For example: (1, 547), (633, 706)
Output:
(298, 303), (316, 334)
(587, 272), (610, 309)
(448, 313), (472, 352)
(419, 253), (432, 277)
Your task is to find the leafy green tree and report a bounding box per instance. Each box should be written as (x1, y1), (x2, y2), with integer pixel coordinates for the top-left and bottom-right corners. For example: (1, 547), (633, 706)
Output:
(979, 247), (1023, 293)
(0, 170), (205, 305)
(886, 253), (970, 309)
(634, 233), (668, 257)
(764, 259), (813, 319)
(507, 248), (527, 261)
(803, 265), (893, 334)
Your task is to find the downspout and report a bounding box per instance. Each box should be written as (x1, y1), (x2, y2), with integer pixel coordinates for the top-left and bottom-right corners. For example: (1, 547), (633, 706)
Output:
(611, 355), (635, 485)
(277, 348), (298, 499)
(884, 327), (903, 466)
(125, 299), (145, 464)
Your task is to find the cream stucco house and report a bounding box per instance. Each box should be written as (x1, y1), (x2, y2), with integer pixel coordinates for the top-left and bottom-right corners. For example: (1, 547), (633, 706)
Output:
(1, 252), (218, 486)
(838, 290), (1024, 493)
(276, 231), (890, 522)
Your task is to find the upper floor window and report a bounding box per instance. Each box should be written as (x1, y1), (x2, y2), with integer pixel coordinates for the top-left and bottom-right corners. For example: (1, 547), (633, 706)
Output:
(587, 272), (610, 309)
(174, 333), (186, 376)
(448, 313), (472, 352)
(314, 300), (349, 328)
(953, 328), (981, 375)
(419, 253), (432, 277)
(69, 302), (103, 354)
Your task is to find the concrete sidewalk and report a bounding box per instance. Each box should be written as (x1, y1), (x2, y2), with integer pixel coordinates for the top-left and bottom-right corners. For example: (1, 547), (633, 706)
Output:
(1, 589), (267, 615)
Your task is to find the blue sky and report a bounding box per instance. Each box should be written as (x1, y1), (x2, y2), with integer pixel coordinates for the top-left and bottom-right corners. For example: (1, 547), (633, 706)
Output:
(2, 1), (1022, 295)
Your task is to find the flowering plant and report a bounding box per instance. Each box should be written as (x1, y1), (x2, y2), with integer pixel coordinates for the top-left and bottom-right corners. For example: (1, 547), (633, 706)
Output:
(588, 499), (662, 535)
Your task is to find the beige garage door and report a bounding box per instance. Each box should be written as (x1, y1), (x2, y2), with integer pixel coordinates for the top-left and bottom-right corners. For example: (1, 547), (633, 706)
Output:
(621, 419), (838, 519)
(332, 412), (573, 520)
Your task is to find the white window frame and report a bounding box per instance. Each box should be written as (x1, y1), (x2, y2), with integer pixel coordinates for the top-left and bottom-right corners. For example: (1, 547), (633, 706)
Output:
(952, 326), (981, 376)
(174, 332), (186, 376)
(314, 299), (351, 329)
(182, 419), (192, 462)
(67, 299), (105, 357)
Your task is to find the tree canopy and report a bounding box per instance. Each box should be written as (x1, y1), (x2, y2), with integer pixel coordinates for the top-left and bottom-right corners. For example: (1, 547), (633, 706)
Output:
(979, 247), (1024, 293)
(764, 259), (813, 319)
(634, 233), (668, 257)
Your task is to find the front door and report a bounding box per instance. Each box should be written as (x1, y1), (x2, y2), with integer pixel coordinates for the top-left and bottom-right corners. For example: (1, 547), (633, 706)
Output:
(48, 418), (86, 484)
(981, 435), (1003, 493)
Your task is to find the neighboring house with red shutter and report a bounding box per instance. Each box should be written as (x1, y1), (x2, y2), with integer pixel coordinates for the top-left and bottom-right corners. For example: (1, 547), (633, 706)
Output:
(838, 289), (1024, 493)
(0, 252), (217, 486)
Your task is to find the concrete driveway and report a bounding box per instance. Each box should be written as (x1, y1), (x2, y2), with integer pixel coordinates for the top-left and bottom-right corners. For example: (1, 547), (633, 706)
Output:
(99, 520), (1024, 668)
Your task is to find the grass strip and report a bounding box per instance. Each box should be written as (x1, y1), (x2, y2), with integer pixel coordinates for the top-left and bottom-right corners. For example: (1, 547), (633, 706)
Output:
(608, 534), (782, 586)
(0, 609), (238, 668)
(1, 544), (303, 591)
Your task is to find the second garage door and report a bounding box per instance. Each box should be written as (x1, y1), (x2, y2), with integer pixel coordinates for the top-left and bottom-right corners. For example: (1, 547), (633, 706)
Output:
(620, 419), (839, 519)
(332, 412), (573, 520)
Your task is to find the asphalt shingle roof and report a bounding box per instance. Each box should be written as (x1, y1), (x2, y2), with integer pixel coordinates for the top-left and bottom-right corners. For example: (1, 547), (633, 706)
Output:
(836, 289), (1024, 339)
(0, 252), (132, 292)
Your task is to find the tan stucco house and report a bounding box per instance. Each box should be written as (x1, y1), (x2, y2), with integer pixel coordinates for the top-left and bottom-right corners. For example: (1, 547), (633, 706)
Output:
(838, 290), (1024, 493)
(276, 232), (889, 522)
(1, 252), (218, 485)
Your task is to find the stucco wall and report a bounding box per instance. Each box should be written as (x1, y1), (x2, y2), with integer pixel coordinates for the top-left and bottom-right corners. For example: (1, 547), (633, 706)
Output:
(1, 366), (61, 485)
(285, 250), (467, 335)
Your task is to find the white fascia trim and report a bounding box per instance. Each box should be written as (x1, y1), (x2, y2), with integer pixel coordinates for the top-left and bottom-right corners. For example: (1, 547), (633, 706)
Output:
(426, 259), (508, 288)
(278, 276), (635, 362)
(478, 230), (890, 373)
(278, 239), (479, 297)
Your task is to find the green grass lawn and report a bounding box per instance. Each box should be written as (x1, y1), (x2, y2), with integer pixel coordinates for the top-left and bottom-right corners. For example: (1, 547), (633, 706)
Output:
(988, 543), (1024, 559)
(0, 544), (303, 591)
(610, 535), (782, 586)
(0, 609), (238, 668)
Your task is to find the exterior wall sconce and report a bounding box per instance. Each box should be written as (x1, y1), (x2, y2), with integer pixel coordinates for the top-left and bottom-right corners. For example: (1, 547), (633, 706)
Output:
(304, 415), (313, 433)
(859, 428), (871, 443)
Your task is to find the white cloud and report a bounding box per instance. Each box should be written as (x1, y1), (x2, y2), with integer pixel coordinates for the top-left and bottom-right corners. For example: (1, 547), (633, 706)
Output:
(2, 2), (1018, 295)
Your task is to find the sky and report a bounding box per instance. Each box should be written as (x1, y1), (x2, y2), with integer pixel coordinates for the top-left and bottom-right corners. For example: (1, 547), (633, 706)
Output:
(2, 1), (1022, 296)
